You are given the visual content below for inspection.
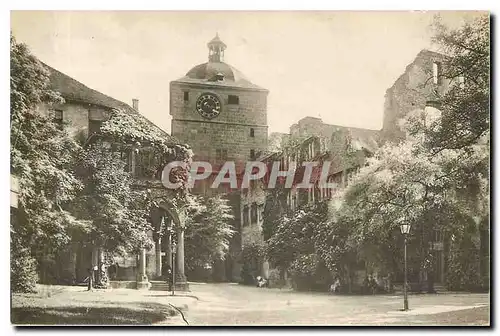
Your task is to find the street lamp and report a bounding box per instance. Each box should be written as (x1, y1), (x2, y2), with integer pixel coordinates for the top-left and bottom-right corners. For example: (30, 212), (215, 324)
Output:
(171, 240), (177, 296)
(400, 223), (411, 311)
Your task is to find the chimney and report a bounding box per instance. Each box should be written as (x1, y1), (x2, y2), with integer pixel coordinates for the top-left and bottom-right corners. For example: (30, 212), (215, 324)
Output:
(132, 99), (139, 112)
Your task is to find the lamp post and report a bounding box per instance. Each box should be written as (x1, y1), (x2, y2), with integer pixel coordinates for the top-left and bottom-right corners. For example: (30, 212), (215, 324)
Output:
(400, 223), (411, 311)
(171, 240), (177, 296)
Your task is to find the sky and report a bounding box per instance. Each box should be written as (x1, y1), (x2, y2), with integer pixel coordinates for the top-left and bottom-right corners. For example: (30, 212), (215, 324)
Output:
(10, 11), (482, 134)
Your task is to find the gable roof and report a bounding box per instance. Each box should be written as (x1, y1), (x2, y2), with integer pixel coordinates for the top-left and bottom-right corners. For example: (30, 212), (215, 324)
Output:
(42, 62), (179, 144)
(44, 63), (136, 114)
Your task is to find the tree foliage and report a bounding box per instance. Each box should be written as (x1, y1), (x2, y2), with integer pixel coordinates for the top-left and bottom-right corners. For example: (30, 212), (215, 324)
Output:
(10, 34), (195, 291)
(266, 202), (328, 272)
(262, 184), (289, 241)
(184, 195), (235, 272)
(429, 15), (490, 150)
(333, 107), (488, 279)
(10, 35), (84, 291)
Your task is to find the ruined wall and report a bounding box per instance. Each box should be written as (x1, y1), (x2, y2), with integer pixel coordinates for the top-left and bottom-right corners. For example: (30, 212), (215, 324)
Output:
(382, 50), (451, 143)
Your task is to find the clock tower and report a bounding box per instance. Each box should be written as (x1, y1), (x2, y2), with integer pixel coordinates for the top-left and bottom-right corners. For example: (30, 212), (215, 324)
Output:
(170, 34), (269, 194)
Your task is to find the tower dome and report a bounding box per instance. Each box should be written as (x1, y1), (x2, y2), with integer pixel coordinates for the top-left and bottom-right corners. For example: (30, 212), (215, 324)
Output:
(175, 34), (265, 90)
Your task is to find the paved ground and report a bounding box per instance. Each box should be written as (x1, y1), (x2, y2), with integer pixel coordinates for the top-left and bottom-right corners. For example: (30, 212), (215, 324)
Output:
(180, 282), (490, 326)
(11, 283), (490, 326)
(11, 285), (197, 325)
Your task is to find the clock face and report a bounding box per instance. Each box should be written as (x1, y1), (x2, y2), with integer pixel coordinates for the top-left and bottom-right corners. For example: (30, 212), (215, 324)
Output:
(196, 93), (221, 119)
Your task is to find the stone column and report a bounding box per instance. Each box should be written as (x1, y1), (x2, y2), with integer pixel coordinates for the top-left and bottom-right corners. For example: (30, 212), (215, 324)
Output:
(176, 228), (186, 282)
(155, 237), (162, 278)
(247, 205), (252, 226)
(166, 229), (172, 269)
(240, 206), (244, 231)
(136, 248), (149, 289)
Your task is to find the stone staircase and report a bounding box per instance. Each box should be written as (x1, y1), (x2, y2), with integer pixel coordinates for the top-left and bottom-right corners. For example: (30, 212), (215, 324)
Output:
(150, 280), (171, 291)
(394, 282), (447, 294)
(433, 284), (447, 293)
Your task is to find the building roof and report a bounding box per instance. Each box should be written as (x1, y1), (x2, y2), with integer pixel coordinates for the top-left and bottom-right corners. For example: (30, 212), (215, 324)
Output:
(207, 33), (227, 48)
(174, 61), (266, 91)
(43, 62), (178, 144)
(44, 63), (136, 114)
(173, 34), (267, 91)
(292, 116), (380, 154)
(334, 125), (380, 153)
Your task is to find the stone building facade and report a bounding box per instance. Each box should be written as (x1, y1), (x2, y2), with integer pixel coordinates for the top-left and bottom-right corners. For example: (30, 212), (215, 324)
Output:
(170, 34), (269, 195)
(240, 117), (381, 282)
(34, 62), (188, 289)
(169, 35), (270, 282)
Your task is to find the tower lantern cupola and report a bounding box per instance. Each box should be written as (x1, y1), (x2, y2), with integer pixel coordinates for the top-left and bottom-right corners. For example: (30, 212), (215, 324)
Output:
(207, 33), (227, 63)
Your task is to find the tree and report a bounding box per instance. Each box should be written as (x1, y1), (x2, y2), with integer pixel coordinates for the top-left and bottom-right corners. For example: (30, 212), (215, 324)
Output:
(430, 14), (490, 289)
(326, 17), (490, 291)
(429, 15), (490, 151)
(184, 195), (235, 274)
(266, 202), (329, 286)
(262, 184), (289, 241)
(10, 34), (84, 291)
(331, 108), (488, 291)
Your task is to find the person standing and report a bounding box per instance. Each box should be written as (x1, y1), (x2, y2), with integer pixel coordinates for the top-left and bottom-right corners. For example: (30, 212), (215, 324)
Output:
(87, 267), (93, 291)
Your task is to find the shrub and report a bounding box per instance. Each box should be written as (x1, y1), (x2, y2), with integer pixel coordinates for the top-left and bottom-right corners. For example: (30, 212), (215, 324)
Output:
(446, 246), (482, 291)
(289, 253), (331, 291)
(267, 268), (287, 288)
(11, 245), (38, 293)
(240, 242), (265, 285)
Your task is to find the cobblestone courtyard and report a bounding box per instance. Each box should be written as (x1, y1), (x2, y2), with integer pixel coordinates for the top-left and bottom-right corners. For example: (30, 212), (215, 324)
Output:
(12, 283), (490, 326)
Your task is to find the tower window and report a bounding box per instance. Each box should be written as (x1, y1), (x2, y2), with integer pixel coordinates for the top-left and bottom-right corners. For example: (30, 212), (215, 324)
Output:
(184, 91), (189, 102)
(250, 149), (256, 160)
(250, 128), (255, 137)
(228, 95), (239, 105)
(215, 73), (225, 81)
(432, 62), (442, 85)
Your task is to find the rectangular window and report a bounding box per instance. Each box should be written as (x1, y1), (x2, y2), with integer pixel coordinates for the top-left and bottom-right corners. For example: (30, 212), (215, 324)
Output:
(251, 203), (258, 225)
(121, 149), (132, 173)
(243, 206), (249, 227)
(432, 62), (442, 85)
(135, 149), (156, 178)
(184, 91), (189, 102)
(228, 95), (239, 105)
(250, 149), (256, 160)
(250, 128), (255, 137)
(257, 204), (264, 222)
(53, 109), (63, 129)
(88, 119), (103, 135)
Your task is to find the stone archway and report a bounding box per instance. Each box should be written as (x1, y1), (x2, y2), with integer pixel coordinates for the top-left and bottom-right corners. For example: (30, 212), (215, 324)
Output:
(143, 199), (188, 290)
